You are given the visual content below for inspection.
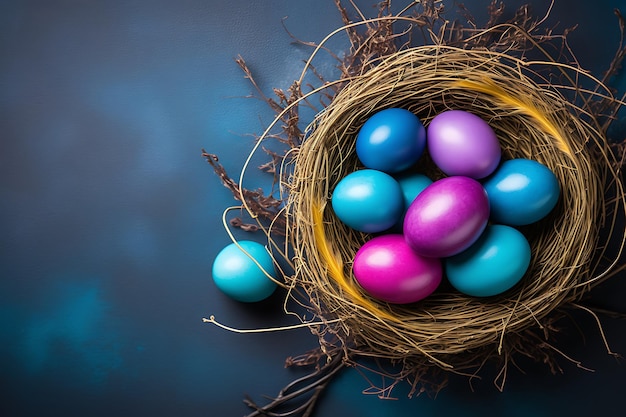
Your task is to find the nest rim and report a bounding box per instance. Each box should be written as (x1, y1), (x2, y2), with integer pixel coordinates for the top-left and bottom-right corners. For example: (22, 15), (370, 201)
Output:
(284, 45), (625, 370)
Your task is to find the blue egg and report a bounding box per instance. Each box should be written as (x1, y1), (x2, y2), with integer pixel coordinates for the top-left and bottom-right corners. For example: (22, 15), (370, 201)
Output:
(356, 108), (426, 173)
(331, 169), (404, 233)
(212, 240), (277, 302)
(483, 158), (560, 225)
(446, 225), (531, 297)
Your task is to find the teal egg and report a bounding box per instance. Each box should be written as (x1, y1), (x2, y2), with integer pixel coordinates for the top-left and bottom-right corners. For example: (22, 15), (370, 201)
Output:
(388, 172), (433, 232)
(395, 172), (433, 209)
(445, 225), (531, 297)
(331, 169), (404, 233)
(212, 240), (277, 302)
(482, 158), (560, 225)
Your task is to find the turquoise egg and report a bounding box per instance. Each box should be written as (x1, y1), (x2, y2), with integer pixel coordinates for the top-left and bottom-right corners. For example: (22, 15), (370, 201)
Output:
(445, 224), (531, 297)
(331, 169), (404, 233)
(212, 240), (277, 302)
(482, 158), (560, 225)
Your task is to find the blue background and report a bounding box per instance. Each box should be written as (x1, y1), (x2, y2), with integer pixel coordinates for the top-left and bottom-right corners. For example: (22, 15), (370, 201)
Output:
(1, 1), (625, 416)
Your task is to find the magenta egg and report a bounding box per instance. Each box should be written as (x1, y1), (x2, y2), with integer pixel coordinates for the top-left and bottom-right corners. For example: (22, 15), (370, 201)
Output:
(427, 110), (501, 179)
(403, 176), (490, 258)
(353, 234), (442, 304)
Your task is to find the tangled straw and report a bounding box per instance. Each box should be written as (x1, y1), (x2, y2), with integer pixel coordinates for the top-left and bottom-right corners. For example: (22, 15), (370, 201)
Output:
(285, 45), (625, 383)
(205, 2), (626, 411)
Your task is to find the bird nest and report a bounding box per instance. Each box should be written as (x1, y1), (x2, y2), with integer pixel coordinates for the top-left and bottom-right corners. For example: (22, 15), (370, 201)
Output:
(287, 44), (624, 385)
(204, 1), (626, 414)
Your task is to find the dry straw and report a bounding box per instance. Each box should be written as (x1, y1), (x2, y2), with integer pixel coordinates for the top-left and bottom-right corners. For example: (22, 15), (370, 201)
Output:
(287, 45), (625, 387)
(204, 1), (626, 414)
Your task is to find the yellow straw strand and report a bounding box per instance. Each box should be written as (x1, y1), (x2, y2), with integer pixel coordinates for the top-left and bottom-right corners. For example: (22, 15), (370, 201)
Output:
(311, 201), (401, 324)
(453, 77), (574, 158)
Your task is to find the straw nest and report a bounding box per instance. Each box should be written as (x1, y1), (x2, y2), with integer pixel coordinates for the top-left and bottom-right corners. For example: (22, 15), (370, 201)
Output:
(202, 4), (626, 414)
(285, 45), (625, 383)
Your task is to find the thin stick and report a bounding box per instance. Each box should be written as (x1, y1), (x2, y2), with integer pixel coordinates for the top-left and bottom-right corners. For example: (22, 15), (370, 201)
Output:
(203, 315), (341, 334)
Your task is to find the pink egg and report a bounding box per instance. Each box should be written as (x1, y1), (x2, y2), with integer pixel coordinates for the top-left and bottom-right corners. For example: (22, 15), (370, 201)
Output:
(353, 234), (442, 304)
(427, 110), (501, 179)
(403, 176), (490, 258)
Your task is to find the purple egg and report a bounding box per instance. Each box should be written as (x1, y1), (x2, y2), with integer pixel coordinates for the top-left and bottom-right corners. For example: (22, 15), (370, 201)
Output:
(403, 176), (490, 258)
(427, 110), (501, 179)
(353, 234), (442, 304)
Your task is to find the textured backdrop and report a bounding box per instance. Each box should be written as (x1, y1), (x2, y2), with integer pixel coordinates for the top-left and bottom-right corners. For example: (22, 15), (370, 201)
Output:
(1, 1), (625, 416)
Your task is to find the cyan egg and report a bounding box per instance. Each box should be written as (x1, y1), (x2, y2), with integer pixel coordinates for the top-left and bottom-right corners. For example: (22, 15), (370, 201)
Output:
(446, 224), (531, 297)
(212, 240), (277, 303)
(403, 176), (490, 258)
(356, 108), (426, 173)
(332, 169), (404, 233)
(353, 234), (442, 304)
(483, 158), (560, 225)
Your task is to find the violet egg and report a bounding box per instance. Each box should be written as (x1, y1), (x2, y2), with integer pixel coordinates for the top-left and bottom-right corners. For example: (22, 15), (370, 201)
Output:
(353, 234), (442, 304)
(427, 110), (501, 179)
(403, 176), (490, 258)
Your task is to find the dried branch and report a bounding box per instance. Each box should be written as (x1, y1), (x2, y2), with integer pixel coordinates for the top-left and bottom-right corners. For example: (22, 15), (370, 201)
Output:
(201, 150), (285, 233)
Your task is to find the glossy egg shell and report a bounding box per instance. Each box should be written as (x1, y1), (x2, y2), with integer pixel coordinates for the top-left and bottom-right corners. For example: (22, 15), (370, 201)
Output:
(395, 172), (434, 209)
(331, 169), (404, 233)
(353, 234), (442, 304)
(482, 158), (560, 225)
(427, 110), (501, 179)
(212, 240), (277, 303)
(403, 176), (490, 258)
(356, 108), (426, 173)
(446, 224), (531, 297)
(387, 172), (434, 232)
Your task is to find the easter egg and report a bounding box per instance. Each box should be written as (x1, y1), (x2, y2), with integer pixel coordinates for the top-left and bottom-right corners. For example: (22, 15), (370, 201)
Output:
(388, 171), (434, 232)
(427, 110), (501, 179)
(331, 169), (404, 233)
(395, 172), (433, 209)
(403, 176), (490, 258)
(446, 224), (531, 297)
(482, 158), (560, 225)
(353, 234), (442, 304)
(356, 108), (426, 173)
(212, 240), (277, 303)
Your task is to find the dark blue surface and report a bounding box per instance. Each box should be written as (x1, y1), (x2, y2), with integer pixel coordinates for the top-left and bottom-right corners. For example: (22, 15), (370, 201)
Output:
(1, 1), (625, 416)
